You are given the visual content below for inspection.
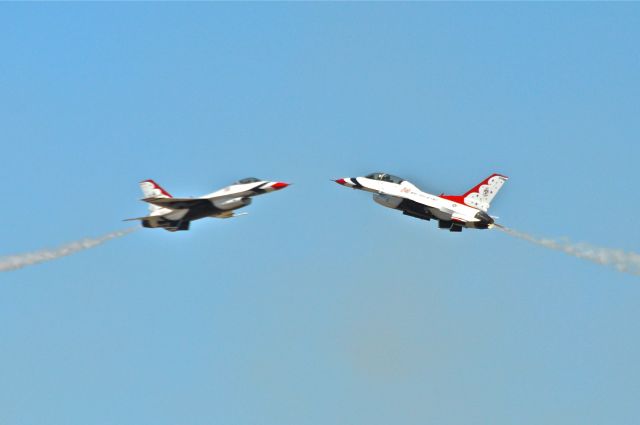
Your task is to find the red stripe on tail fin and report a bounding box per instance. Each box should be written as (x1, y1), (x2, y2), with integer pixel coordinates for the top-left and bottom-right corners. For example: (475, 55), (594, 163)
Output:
(440, 174), (508, 211)
(140, 179), (172, 198)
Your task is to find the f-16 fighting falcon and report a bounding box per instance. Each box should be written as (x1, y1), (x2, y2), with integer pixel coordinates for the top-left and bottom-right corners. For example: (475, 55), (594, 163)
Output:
(334, 173), (508, 232)
(126, 178), (289, 231)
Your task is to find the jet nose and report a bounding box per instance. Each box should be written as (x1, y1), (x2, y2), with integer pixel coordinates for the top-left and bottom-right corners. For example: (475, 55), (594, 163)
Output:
(334, 178), (358, 187)
(271, 182), (290, 190)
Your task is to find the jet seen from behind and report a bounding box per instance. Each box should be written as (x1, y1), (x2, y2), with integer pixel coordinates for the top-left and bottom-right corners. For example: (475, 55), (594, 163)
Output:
(334, 172), (508, 232)
(126, 178), (289, 231)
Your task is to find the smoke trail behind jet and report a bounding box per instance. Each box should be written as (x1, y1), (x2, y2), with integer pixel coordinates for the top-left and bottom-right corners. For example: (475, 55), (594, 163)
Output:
(0, 228), (137, 272)
(495, 225), (640, 276)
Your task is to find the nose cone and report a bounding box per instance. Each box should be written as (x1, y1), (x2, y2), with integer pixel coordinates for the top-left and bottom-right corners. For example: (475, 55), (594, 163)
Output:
(334, 177), (360, 188)
(271, 182), (290, 190)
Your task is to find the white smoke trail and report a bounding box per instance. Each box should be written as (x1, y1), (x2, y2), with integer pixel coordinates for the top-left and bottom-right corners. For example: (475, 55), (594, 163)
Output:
(494, 225), (640, 276)
(0, 228), (137, 272)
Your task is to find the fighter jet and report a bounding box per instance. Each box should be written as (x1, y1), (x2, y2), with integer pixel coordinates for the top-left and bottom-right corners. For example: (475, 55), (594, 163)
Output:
(126, 178), (289, 231)
(334, 172), (508, 232)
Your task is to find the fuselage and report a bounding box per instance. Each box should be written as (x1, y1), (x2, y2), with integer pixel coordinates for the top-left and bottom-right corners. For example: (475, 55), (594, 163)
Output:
(141, 178), (288, 231)
(335, 174), (494, 230)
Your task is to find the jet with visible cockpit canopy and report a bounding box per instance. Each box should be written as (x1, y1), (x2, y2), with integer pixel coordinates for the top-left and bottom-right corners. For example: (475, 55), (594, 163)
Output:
(334, 172), (508, 232)
(126, 177), (289, 232)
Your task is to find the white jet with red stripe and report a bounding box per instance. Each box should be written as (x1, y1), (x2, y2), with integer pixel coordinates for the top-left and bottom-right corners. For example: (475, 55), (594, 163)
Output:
(334, 172), (508, 232)
(126, 177), (290, 232)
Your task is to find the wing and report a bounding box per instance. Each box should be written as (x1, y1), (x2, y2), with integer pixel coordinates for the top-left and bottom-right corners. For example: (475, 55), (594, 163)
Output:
(393, 194), (463, 222)
(143, 197), (210, 210)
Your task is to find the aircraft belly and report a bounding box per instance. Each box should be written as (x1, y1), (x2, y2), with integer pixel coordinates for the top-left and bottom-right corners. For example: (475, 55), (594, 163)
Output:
(182, 201), (219, 221)
(430, 209), (452, 221)
(164, 209), (189, 220)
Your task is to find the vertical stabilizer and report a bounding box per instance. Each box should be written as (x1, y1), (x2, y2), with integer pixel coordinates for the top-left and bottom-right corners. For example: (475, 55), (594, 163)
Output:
(440, 174), (508, 211)
(139, 180), (172, 213)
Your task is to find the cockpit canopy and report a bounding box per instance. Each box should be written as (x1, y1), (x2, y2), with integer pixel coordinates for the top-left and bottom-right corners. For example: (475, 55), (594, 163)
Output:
(365, 172), (405, 184)
(234, 177), (262, 185)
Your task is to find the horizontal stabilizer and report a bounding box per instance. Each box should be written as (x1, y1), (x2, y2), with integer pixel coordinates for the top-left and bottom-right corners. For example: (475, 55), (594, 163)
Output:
(123, 216), (150, 221)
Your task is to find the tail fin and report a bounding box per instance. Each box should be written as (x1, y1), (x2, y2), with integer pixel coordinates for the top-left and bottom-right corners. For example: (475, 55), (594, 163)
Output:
(139, 180), (172, 213)
(441, 173), (508, 211)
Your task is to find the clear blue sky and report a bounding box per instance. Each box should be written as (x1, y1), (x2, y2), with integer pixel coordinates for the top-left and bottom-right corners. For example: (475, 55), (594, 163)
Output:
(2, 3), (640, 425)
